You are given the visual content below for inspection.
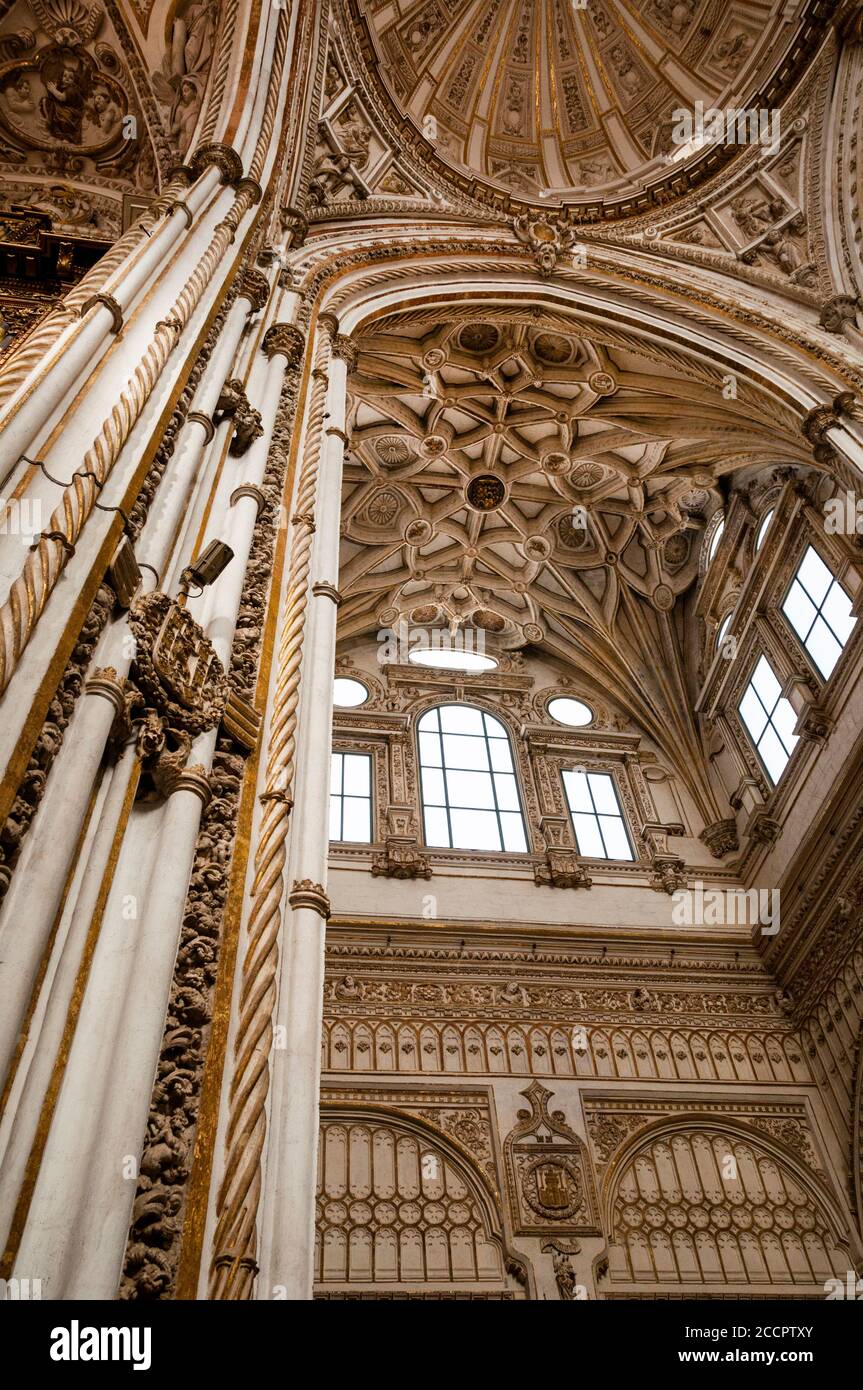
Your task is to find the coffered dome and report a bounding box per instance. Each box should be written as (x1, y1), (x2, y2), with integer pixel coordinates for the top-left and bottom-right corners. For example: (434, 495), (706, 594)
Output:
(350, 0), (830, 209)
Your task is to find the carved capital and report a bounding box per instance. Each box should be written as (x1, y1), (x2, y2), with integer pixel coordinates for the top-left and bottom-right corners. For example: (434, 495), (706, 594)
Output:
(819, 294), (861, 334)
(289, 879), (331, 918)
(801, 403), (840, 463)
(794, 700), (834, 744)
(237, 178), (263, 205)
(280, 204), (309, 248)
(85, 667), (127, 714)
(262, 322), (305, 365)
(332, 334), (359, 370)
(190, 143), (244, 185)
(240, 269), (270, 313)
(534, 850), (592, 890)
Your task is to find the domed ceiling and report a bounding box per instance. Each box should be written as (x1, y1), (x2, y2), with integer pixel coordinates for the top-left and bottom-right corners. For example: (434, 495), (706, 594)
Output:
(349, 0), (830, 208)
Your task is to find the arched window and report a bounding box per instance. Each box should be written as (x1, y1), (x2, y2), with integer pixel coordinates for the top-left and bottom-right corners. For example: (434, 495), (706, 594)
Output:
(707, 517), (725, 563)
(418, 705), (528, 852)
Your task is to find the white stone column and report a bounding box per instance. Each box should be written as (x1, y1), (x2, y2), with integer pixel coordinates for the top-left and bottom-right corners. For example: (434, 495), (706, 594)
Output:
(255, 339), (351, 1300)
(0, 168), (222, 484)
(8, 319), (303, 1298)
(138, 270), (271, 584)
(0, 280), (272, 1094)
(0, 737), (138, 1250)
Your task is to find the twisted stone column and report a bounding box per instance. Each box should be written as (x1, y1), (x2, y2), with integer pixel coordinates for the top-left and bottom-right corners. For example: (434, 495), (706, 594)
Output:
(209, 314), (339, 1299)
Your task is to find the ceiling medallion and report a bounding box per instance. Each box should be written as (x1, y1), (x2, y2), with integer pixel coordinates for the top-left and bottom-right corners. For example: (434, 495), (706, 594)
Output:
(541, 451), (571, 476)
(570, 462), (606, 490)
(522, 535), (552, 561)
(664, 533), (689, 567)
(653, 584), (675, 611)
(557, 515), (589, 549)
(458, 323), (500, 354)
(420, 434), (448, 458)
(422, 348), (447, 369)
(364, 490), (400, 525)
(410, 603), (440, 624)
(375, 436), (414, 467)
(533, 332), (573, 365)
(522, 623), (544, 643)
(404, 517), (434, 544)
(465, 474), (506, 511)
(588, 372), (616, 395)
(473, 608), (506, 632)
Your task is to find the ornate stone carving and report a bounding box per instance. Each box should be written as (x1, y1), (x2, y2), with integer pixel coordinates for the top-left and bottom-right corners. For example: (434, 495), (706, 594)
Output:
(699, 817), (739, 858)
(503, 1083), (601, 1236)
(819, 294), (861, 334)
(512, 214), (577, 276)
(289, 880), (331, 918)
(240, 269), (270, 313)
(262, 322), (305, 365)
(371, 803), (431, 879)
(189, 142), (243, 185)
(214, 378), (264, 456)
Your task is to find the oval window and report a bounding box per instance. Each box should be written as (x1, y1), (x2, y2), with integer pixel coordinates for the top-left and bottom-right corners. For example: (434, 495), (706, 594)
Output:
(333, 677), (369, 707)
(548, 697), (593, 727)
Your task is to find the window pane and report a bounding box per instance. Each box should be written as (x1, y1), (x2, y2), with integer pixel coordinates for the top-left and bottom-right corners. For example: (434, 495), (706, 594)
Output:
(330, 754), (342, 794)
(439, 704), (483, 735)
(599, 815), (633, 861)
(494, 774), (520, 811)
(500, 812), (527, 852)
(562, 770), (592, 812)
(329, 796), (341, 840)
(446, 769), (495, 809)
(419, 731), (442, 766)
(481, 712), (508, 739)
(739, 687), (768, 742)
(751, 656), (781, 708)
(572, 813), (604, 858)
(771, 696), (799, 752)
(587, 773), (618, 815)
(449, 808), (501, 850)
(418, 708), (441, 733)
(488, 738), (514, 772)
(782, 582), (817, 641)
(797, 546), (832, 605)
(342, 797), (371, 842)
(421, 767), (445, 805)
(805, 619), (842, 679)
(342, 754), (370, 795)
(757, 724), (789, 784)
(821, 584), (856, 644)
(423, 805), (450, 847)
(418, 704), (528, 854)
(442, 734), (488, 769)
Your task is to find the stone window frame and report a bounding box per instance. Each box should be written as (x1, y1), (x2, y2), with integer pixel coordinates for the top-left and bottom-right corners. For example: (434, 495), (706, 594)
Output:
(330, 734), (389, 845)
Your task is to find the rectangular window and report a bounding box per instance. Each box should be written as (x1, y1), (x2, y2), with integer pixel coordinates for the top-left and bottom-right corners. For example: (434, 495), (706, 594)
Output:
(561, 769), (634, 861)
(782, 545), (856, 680)
(738, 654), (799, 785)
(329, 752), (372, 843)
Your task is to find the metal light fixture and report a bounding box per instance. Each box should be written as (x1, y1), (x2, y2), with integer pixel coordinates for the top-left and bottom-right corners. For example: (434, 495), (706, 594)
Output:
(178, 539), (234, 598)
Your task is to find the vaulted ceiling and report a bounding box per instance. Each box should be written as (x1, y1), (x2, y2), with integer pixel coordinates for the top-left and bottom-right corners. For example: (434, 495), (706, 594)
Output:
(340, 304), (813, 813)
(348, 0), (831, 208)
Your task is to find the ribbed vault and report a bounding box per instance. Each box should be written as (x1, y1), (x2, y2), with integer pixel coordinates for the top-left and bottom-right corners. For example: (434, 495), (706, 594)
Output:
(340, 301), (814, 816)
